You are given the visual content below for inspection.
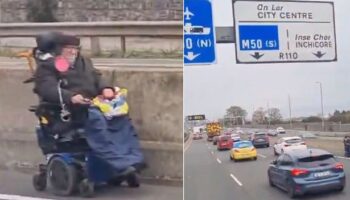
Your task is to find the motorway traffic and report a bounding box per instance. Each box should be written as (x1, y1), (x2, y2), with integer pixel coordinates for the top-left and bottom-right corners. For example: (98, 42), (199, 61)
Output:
(184, 128), (350, 200)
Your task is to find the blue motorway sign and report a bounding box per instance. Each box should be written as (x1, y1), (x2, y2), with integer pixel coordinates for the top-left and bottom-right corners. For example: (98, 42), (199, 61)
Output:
(184, 0), (216, 65)
(238, 25), (279, 51)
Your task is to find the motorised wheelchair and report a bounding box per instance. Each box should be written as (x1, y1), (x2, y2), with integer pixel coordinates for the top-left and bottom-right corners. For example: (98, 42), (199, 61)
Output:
(18, 51), (140, 198)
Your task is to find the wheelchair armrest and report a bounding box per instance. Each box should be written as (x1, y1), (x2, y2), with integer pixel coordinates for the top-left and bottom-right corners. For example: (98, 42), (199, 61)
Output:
(39, 101), (61, 107)
(28, 101), (61, 113)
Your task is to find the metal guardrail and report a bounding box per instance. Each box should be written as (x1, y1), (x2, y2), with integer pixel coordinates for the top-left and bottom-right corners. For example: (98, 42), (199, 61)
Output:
(0, 21), (183, 56)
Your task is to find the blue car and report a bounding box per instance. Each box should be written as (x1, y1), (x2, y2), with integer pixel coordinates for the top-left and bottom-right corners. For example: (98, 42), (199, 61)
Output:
(268, 148), (345, 198)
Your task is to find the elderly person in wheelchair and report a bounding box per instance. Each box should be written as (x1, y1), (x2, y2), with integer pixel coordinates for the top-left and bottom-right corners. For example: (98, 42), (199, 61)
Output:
(30, 32), (146, 197)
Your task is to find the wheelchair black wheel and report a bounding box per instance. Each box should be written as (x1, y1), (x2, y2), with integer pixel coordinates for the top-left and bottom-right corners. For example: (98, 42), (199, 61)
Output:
(126, 173), (140, 188)
(79, 178), (94, 198)
(33, 173), (47, 191)
(47, 157), (77, 196)
(107, 178), (123, 186)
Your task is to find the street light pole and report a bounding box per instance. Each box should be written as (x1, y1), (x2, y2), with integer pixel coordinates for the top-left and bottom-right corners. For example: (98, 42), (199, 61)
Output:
(288, 95), (292, 129)
(316, 82), (325, 131)
(267, 102), (271, 128)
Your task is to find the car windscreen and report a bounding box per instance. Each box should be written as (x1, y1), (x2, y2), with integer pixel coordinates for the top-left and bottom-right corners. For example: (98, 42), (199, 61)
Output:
(297, 154), (336, 168)
(234, 142), (252, 148)
(285, 138), (302, 144)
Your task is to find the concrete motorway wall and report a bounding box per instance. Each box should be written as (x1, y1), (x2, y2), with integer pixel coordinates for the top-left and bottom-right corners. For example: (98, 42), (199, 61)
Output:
(0, 62), (183, 182)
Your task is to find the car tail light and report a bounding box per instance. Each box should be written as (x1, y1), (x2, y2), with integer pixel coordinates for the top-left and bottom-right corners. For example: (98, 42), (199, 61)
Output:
(333, 162), (344, 171)
(284, 144), (290, 147)
(251, 147), (255, 151)
(234, 149), (240, 153)
(301, 142), (306, 145)
(291, 168), (309, 177)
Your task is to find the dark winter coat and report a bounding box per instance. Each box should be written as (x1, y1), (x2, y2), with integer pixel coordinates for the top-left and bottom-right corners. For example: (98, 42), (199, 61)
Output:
(34, 54), (111, 125)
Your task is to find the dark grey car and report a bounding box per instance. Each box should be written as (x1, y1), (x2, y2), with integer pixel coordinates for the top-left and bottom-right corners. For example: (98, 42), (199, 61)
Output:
(268, 148), (345, 198)
(250, 132), (270, 148)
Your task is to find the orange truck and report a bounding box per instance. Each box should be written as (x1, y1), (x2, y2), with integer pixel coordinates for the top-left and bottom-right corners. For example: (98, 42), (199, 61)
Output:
(206, 122), (221, 141)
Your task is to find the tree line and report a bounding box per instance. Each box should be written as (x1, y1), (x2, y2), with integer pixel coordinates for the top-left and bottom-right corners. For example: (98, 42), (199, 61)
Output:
(219, 106), (350, 125)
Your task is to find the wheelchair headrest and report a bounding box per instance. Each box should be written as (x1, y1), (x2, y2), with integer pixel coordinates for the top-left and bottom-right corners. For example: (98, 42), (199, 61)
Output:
(35, 32), (80, 55)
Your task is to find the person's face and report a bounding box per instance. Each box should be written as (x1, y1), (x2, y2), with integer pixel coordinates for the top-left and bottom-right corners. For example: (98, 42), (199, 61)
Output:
(61, 45), (79, 64)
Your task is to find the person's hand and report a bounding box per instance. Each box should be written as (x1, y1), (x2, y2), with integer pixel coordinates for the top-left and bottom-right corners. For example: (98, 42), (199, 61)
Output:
(102, 88), (115, 100)
(71, 94), (91, 104)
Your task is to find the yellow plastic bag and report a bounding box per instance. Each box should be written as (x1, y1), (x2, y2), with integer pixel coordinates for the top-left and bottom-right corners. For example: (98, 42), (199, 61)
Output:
(92, 87), (129, 119)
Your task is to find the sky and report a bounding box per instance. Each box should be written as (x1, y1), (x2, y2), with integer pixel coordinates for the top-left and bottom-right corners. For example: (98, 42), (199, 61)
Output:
(184, 0), (350, 121)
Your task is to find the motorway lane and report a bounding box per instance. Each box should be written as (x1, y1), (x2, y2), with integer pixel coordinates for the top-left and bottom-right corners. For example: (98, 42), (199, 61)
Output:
(184, 139), (242, 200)
(185, 138), (350, 200)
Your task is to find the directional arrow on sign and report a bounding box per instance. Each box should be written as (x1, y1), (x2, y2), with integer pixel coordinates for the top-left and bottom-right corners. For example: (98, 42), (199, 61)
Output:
(184, 52), (200, 61)
(313, 51), (326, 58)
(250, 52), (264, 60)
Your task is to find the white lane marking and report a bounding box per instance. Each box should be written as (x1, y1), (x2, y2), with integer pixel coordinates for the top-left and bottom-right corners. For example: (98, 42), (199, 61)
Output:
(216, 158), (222, 164)
(184, 136), (193, 152)
(336, 156), (350, 160)
(0, 194), (54, 200)
(230, 174), (243, 186)
(258, 153), (267, 158)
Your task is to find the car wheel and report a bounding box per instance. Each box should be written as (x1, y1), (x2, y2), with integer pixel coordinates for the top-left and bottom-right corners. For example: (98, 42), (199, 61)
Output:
(273, 148), (278, 156)
(267, 144), (270, 148)
(268, 176), (274, 187)
(230, 155), (233, 161)
(336, 186), (344, 192)
(287, 184), (297, 198)
(254, 157), (257, 160)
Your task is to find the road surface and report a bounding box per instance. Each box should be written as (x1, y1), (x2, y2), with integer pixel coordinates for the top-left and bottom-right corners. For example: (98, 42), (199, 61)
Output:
(184, 135), (350, 200)
(0, 170), (182, 200)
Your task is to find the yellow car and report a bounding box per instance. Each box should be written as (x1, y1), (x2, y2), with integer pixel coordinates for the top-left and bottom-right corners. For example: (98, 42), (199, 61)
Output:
(230, 140), (257, 161)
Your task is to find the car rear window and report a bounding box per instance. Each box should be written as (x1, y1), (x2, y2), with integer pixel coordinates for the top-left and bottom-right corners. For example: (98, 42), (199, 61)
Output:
(234, 142), (252, 148)
(255, 133), (267, 137)
(220, 136), (230, 141)
(285, 138), (302, 144)
(297, 154), (336, 168)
